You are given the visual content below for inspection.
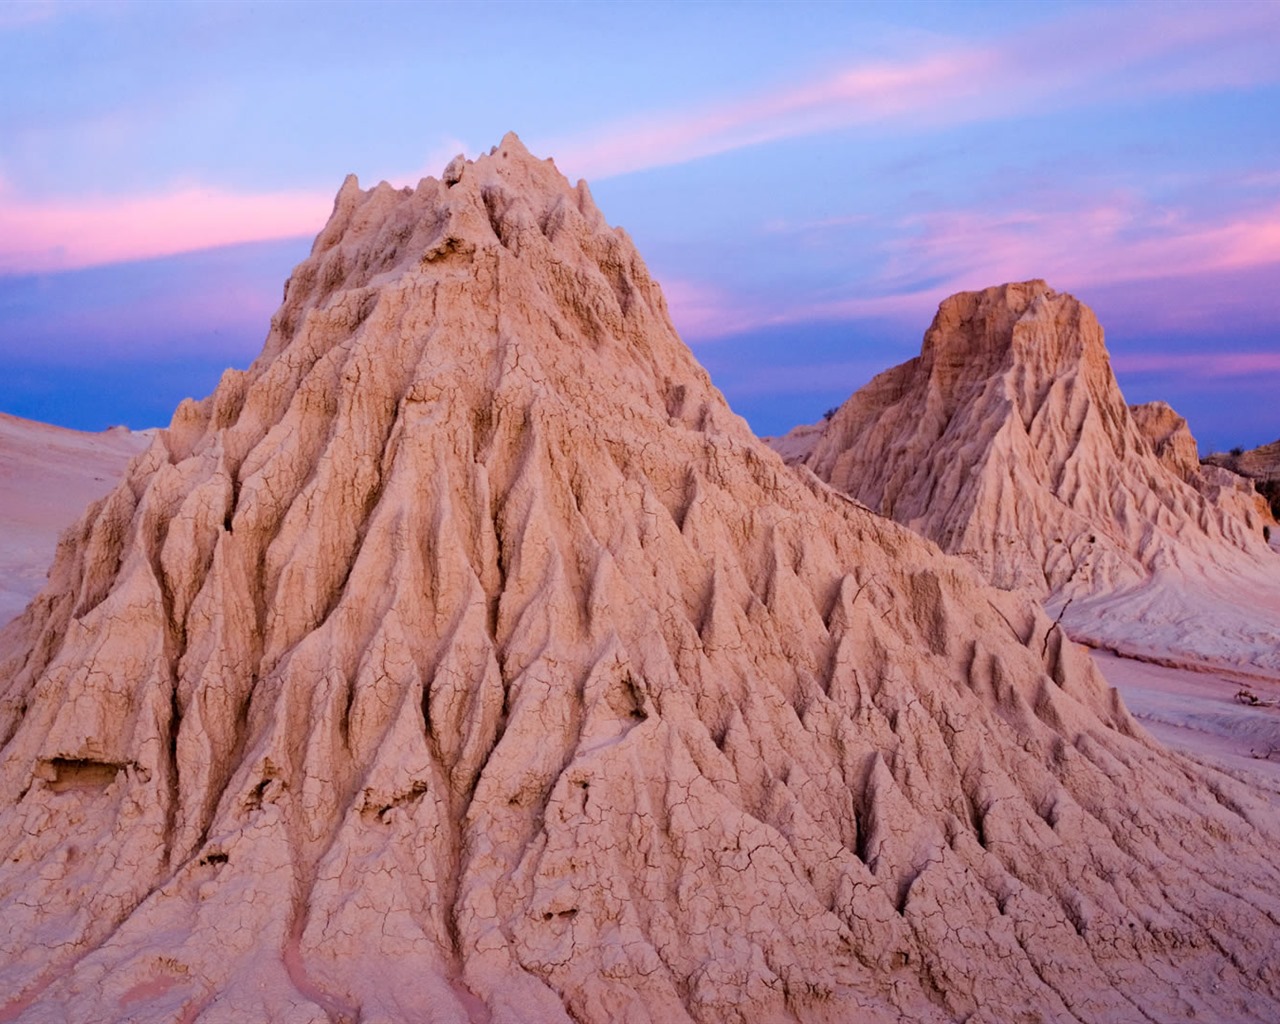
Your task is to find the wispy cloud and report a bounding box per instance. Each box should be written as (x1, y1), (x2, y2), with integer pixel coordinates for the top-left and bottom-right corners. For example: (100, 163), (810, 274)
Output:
(662, 192), (1280, 344)
(871, 198), (1280, 299)
(3, 275), (282, 361)
(659, 277), (776, 340)
(709, 359), (895, 398)
(0, 180), (332, 274)
(0, 140), (473, 275)
(1112, 352), (1280, 379)
(549, 51), (987, 180)
(548, 2), (1280, 181)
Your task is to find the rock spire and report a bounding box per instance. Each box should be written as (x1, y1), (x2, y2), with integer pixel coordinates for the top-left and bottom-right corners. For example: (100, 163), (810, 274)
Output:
(782, 280), (1280, 673)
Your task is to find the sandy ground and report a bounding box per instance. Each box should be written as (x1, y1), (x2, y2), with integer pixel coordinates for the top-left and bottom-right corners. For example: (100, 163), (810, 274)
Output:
(0, 413), (151, 626)
(1059, 557), (1280, 681)
(1090, 648), (1280, 805)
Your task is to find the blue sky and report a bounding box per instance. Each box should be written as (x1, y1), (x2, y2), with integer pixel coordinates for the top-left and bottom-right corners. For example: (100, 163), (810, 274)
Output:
(1, 0), (1278, 451)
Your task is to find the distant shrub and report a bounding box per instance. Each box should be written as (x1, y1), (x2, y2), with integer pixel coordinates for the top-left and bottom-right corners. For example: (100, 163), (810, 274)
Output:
(1230, 445), (1245, 457)
(822, 406), (838, 421)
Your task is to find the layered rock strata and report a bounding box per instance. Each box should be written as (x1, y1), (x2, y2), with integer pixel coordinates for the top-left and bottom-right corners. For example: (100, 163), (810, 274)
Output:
(3, 145), (1280, 1023)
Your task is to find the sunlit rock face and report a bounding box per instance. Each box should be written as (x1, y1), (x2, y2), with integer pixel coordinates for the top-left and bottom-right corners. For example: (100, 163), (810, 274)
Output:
(3, 143), (1280, 1024)
(783, 280), (1280, 673)
(1128, 400), (1201, 484)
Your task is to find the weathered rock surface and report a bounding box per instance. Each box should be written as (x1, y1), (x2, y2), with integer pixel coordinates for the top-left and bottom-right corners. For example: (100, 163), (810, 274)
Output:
(3, 146), (1280, 1023)
(1205, 437), (1280, 481)
(781, 281), (1280, 674)
(1128, 401), (1200, 484)
(0, 414), (150, 626)
(1129, 401), (1270, 527)
(1204, 438), (1280, 521)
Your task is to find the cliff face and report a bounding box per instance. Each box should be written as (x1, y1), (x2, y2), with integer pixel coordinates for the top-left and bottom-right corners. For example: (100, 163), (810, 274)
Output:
(3, 147), (1280, 1023)
(784, 280), (1280, 672)
(1128, 401), (1200, 483)
(1204, 438), (1280, 520)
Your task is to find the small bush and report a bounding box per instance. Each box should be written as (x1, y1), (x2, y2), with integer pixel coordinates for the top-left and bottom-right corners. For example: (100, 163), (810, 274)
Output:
(1230, 445), (1245, 457)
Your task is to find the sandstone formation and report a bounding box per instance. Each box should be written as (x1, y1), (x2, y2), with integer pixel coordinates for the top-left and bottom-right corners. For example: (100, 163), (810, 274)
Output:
(1129, 401), (1270, 527)
(3, 143), (1280, 1023)
(1204, 438), (1280, 521)
(1128, 401), (1200, 483)
(0, 414), (149, 625)
(781, 281), (1280, 674)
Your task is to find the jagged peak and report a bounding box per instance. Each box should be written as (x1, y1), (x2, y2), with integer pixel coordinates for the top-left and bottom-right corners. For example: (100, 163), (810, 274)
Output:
(307, 138), (598, 266)
(912, 279), (1110, 412)
(268, 136), (668, 385)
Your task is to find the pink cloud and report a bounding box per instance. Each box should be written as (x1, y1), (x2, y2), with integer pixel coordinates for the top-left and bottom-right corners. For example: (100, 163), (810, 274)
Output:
(822, 197), (1280, 324)
(0, 181), (333, 274)
(0, 0), (56, 30)
(658, 276), (781, 340)
(717, 359), (893, 398)
(659, 270), (949, 345)
(21, 280), (281, 361)
(549, 50), (992, 180)
(657, 191), (1280, 346)
(1012, 209), (1215, 280)
(546, 3), (1280, 182)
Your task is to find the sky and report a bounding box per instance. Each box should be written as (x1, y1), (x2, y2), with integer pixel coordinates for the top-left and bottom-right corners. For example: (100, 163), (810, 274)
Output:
(1, 0), (1278, 453)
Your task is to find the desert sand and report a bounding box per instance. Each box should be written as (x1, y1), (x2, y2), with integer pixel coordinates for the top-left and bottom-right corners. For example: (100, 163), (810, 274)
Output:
(0, 414), (150, 626)
(1090, 651), (1280, 796)
(2, 137), (1279, 1023)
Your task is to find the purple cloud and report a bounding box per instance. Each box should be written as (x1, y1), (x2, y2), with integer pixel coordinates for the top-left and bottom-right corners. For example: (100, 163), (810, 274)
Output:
(0, 179), (331, 274)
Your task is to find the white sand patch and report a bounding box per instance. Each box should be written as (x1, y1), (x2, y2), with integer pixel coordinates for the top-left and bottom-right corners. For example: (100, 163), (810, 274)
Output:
(1091, 648), (1280, 804)
(0, 413), (150, 624)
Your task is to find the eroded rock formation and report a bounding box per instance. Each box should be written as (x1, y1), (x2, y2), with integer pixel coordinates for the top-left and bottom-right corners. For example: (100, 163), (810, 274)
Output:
(3, 145), (1280, 1023)
(1129, 401), (1269, 525)
(782, 281), (1280, 673)
(1204, 438), (1280, 521)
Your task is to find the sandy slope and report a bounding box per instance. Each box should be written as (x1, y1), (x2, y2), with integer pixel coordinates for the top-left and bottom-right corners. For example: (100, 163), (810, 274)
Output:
(0, 414), (149, 626)
(1056, 560), (1280, 679)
